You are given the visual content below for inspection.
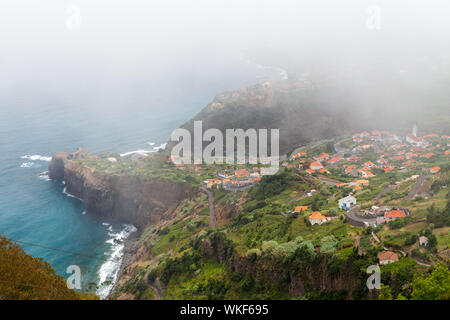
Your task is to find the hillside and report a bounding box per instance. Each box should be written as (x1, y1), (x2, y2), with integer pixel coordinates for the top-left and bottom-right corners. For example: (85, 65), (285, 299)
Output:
(110, 131), (450, 300)
(0, 235), (96, 300)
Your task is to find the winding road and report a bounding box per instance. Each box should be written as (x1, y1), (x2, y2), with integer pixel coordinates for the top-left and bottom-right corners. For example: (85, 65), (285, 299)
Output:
(345, 205), (377, 227)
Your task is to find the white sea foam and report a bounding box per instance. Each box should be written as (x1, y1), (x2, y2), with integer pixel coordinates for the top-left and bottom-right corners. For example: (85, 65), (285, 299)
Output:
(152, 142), (167, 151)
(147, 142), (155, 146)
(63, 187), (83, 202)
(20, 162), (35, 168)
(21, 155), (52, 161)
(38, 172), (50, 181)
(120, 143), (167, 157)
(96, 224), (137, 299)
(119, 149), (153, 157)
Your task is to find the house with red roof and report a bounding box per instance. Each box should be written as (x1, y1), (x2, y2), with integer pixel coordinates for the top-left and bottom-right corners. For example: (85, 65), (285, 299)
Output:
(294, 206), (308, 213)
(309, 212), (330, 225)
(378, 251), (399, 265)
(384, 209), (407, 222)
(328, 156), (341, 165)
(360, 170), (375, 178)
(429, 166), (440, 174)
(363, 161), (375, 168)
(310, 161), (323, 170)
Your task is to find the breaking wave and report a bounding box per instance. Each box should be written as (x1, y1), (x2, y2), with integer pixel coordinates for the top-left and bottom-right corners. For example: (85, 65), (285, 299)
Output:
(21, 155), (52, 161)
(96, 224), (137, 299)
(119, 142), (167, 157)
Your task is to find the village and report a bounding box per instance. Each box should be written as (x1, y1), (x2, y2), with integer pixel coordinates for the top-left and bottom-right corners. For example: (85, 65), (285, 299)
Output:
(279, 125), (449, 265)
(165, 124), (449, 267)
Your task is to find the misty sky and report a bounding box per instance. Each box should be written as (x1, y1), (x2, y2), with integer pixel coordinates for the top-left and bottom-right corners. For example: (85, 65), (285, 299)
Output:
(1, 0), (450, 110)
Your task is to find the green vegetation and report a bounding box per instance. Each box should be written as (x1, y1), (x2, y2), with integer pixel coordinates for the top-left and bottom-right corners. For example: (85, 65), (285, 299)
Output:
(0, 235), (97, 300)
(71, 123), (450, 301)
(411, 262), (450, 300)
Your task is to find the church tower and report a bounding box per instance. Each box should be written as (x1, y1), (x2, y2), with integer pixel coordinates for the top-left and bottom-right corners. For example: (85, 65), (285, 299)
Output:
(412, 123), (418, 137)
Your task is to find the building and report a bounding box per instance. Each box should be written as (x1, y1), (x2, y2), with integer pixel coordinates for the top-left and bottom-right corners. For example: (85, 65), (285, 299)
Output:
(310, 161), (323, 170)
(384, 209), (407, 222)
(363, 161), (375, 168)
(338, 196), (357, 210)
(419, 236), (429, 246)
(309, 212), (329, 225)
(406, 134), (427, 147)
(429, 166), (440, 174)
(294, 206), (308, 213)
(412, 124), (418, 137)
(360, 170), (375, 178)
(378, 251), (399, 265)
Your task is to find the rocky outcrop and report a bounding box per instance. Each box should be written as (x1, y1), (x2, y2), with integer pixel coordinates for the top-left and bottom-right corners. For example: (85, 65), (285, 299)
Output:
(48, 149), (199, 229)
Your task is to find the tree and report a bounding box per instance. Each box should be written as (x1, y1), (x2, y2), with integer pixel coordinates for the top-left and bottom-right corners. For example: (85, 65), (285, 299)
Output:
(320, 236), (337, 253)
(378, 283), (393, 300)
(411, 262), (450, 300)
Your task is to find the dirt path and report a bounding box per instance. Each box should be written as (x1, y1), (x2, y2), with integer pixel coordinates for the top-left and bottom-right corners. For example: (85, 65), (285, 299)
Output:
(355, 235), (362, 255)
(371, 231), (381, 243)
(144, 270), (163, 300)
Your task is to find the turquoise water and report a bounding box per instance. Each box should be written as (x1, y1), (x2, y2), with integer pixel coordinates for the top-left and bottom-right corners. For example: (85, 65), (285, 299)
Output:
(0, 58), (282, 297)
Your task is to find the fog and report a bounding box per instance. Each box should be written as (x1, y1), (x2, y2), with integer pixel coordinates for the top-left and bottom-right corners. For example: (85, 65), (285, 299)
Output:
(1, 0), (450, 126)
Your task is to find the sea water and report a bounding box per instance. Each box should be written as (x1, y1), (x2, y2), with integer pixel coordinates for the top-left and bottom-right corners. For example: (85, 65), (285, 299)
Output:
(0, 58), (285, 298)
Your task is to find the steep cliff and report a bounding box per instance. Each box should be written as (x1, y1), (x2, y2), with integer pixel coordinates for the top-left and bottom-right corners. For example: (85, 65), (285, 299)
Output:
(48, 149), (199, 229)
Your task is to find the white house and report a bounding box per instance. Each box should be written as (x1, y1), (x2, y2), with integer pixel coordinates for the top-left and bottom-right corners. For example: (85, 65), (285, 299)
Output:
(419, 236), (429, 246)
(338, 196), (356, 210)
(309, 212), (329, 225)
(406, 134), (427, 147)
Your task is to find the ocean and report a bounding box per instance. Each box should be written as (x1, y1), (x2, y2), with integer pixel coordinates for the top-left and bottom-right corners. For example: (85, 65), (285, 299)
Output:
(0, 57), (286, 298)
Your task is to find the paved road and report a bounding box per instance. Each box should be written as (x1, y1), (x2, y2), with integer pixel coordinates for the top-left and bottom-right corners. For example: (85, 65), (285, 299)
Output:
(404, 174), (430, 201)
(333, 137), (350, 155)
(317, 175), (341, 186)
(345, 205), (377, 227)
(201, 187), (216, 229)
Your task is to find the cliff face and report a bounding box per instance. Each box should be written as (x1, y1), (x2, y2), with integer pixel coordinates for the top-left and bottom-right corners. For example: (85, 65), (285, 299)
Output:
(48, 149), (199, 229)
(201, 235), (360, 298)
